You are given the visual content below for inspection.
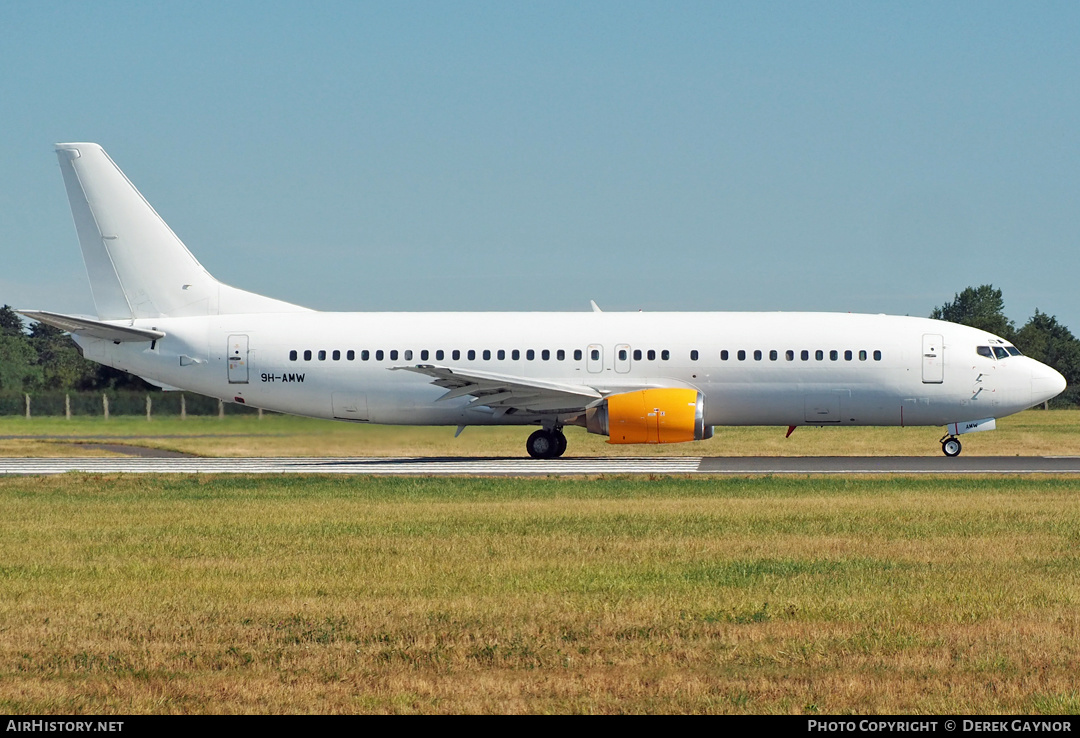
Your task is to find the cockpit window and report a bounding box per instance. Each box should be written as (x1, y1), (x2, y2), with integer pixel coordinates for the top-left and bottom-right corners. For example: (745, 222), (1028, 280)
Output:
(977, 346), (993, 359)
(993, 347), (1008, 360)
(1005, 346), (1022, 356)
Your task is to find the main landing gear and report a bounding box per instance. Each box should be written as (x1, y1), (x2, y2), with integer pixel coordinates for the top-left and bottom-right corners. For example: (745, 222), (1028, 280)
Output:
(940, 435), (962, 457)
(527, 427), (567, 459)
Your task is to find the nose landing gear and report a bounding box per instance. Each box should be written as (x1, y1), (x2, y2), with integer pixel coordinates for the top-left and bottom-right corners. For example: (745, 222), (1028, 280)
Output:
(526, 427), (567, 459)
(940, 435), (962, 457)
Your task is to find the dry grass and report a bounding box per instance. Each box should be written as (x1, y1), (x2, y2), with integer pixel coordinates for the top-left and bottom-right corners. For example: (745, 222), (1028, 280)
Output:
(0, 409), (1077, 458)
(2, 474), (1079, 713)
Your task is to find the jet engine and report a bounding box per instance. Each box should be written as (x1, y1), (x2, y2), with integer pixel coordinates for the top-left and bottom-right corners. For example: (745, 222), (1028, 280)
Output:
(585, 388), (713, 444)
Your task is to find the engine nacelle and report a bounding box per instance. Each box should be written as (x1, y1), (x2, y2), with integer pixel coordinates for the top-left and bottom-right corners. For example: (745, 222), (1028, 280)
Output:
(585, 388), (713, 444)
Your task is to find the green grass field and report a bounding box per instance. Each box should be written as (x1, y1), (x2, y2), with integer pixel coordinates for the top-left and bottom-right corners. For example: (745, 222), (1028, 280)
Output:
(2, 474), (1080, 714)
(0, 408), (1077, 457)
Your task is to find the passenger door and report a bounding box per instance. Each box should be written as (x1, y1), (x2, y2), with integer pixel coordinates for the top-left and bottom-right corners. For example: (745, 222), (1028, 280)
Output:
(228, 335), (249, 384)
(922, 334), (943, 384)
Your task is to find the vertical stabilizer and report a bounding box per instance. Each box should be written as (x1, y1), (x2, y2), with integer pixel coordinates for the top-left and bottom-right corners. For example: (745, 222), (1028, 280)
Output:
(55, 143), (308, 319)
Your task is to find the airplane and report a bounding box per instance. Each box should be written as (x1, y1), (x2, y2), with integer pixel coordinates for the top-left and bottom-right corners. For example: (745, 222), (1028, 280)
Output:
(19, 143), (1067, 459)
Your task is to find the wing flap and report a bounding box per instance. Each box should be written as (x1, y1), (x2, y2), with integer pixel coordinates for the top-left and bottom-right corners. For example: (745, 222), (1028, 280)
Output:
(392, 364), (602, 413)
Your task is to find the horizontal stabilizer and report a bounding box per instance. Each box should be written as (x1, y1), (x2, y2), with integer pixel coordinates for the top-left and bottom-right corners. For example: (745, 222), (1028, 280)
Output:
(17, 310), (165, 342)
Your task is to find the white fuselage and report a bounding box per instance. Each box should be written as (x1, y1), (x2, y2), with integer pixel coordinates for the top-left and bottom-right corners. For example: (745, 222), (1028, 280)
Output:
(75, 310), (1060, 430)
(36, 143), (1069, 457)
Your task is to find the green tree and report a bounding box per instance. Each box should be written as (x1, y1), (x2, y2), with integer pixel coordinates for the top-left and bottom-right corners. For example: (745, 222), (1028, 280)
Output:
(27, 321), (100, 390)
(0, 305), (25, 337)
(0, 335), (42, 391)
(930, 285), (1016, 341)
(0, 305), (40, 391)
(1014, 310), (1080, 386)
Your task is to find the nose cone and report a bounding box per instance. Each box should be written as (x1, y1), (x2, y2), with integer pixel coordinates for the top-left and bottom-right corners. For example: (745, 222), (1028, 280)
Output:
(1031, 361), (1067, 406)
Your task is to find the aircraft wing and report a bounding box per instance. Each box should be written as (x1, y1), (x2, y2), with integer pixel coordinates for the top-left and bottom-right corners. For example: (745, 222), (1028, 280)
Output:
(17, 310), (165, 342)
(392, 364), (603, 413)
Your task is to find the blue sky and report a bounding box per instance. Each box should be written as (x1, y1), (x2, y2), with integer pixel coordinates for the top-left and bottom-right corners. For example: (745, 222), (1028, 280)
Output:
(2, 1), (1078, 333)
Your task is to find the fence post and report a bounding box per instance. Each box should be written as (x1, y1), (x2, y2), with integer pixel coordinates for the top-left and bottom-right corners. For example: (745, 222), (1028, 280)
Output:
(24, 393), (30, 420)
(218, 399), (224, 419)
(258, 407), (264, 420)
(103, 394), (109, 420)
(65, 393), (71, 420)
(180, 393), (187, 420)
(146, 394), (152, 421)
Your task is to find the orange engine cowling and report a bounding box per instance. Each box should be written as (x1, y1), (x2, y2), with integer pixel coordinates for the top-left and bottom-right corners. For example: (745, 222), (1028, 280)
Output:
(585, 388), (713, 444)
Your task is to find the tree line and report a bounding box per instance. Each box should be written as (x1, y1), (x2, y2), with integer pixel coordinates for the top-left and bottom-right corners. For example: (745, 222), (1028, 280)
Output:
(2, 288), (1078, 405)
(929, 285), (1080, 402)
(0, 305), (153, 394)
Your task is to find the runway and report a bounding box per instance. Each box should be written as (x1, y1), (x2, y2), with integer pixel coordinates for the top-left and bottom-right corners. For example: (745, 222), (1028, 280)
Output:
(2, 456), (1080, 475)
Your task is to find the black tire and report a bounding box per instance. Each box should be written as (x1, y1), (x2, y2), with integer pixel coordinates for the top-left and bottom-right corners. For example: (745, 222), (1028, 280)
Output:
(552, 429), (567, 458)
(942, 437), (962, 457)
(527, 429), (557, 459)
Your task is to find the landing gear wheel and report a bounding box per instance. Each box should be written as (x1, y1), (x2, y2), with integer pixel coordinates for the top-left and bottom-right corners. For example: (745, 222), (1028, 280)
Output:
(552, 429), (567, 458)
(527, 429), (560, 459)
(942, 437), (962, 457)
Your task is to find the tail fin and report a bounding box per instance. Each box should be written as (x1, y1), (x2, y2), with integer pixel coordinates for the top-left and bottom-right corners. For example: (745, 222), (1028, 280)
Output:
(55, 143), (309, 319)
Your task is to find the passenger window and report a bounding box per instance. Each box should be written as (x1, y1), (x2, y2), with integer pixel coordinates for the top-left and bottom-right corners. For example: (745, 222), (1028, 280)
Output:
(753, 350), (762, 361)
(786, 350), (794, 361)
(720, 350), (728, 361)
(591, 349), (600, 361)
(404, 350), (413, 360)
(375, 350), (384, 361)
(361, 350), (370, 361)
(420, 349), (429, 361)
(452, 350), (460, 360)
(873, 350), (882, 361)
(662, 350), (670, 360)
(389, 350), (398, 360)
(436, 350), (444, 361)
(633, 349), (642, 360)
(770, 350), (778, 361)
(830, 350), (838, 361)
(318, 350), (327, 361)
(347, 350), (355, 361)
(617, 349), (626, 361)
(289, 350), (297, 361)
(513, 349), (521, 360)
(690, 350), (699, 361)
(542, 349), (550, 360)
(498, 349), (506, 360)
(467, 350), (476, 360)
(815, 350), (823, 361)
(528, 350), (536, 361)
(332, 350), (341, 360)
(801, 350), (809, 361)
(483, 349), (491, 360)
(557, 349), (565, 361)
(859, 350), (867, 361)
(738, 350), (746, 361)
(844, 350), (852, 361)
(573, 349), (581, 361)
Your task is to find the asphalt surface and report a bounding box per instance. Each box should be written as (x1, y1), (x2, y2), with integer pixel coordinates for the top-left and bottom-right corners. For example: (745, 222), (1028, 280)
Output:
(2, 456), (1079, 475)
